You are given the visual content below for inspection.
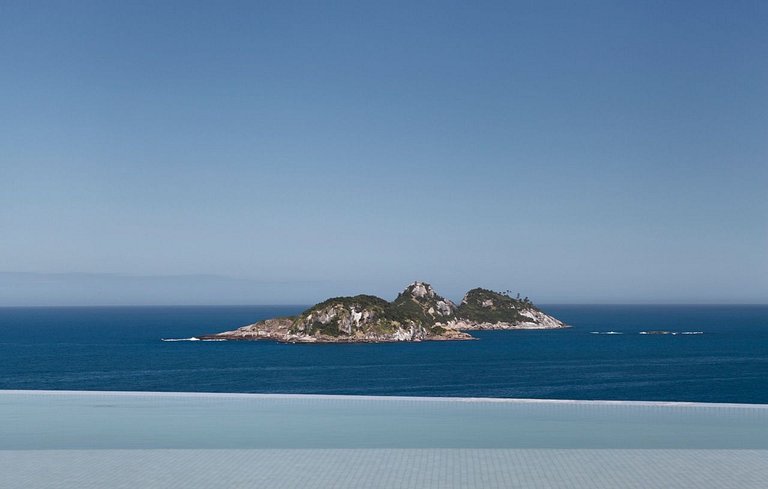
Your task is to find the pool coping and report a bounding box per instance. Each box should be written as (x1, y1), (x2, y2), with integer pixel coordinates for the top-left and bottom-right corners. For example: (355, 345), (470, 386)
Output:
(2, 389), (767, 409)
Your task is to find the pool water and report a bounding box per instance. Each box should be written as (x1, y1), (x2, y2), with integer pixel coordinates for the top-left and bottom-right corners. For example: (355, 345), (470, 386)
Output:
(1, 391), (767, 488)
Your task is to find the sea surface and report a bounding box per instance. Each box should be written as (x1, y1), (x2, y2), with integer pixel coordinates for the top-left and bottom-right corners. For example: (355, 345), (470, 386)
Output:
(0, 305), (766, 403)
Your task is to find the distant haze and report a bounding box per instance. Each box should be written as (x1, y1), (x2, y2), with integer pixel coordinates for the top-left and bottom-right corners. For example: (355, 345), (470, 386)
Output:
(1, 2), (766, 306)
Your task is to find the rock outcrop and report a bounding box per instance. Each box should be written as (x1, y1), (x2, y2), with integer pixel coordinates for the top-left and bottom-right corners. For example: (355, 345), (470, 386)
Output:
(450, 288), (567, 330)
(199, 282), (567, 343)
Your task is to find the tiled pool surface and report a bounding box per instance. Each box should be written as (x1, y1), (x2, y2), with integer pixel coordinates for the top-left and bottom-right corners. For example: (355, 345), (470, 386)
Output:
(1, 391), (767, 488)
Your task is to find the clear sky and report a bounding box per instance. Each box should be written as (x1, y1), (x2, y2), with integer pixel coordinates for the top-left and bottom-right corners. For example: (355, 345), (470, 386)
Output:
(1, 1), (766, 305)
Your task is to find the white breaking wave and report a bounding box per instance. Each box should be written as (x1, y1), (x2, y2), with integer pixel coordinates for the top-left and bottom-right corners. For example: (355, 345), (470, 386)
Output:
(161, 337), (200, 342)
(638, 331), (704, 335)
(590, 331), (623, 335)
(161, 337), (227, 342)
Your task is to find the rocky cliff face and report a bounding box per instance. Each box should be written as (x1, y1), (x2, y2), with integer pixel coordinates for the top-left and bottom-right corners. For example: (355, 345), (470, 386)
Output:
(200, 282), (567, 343)
(391, 282), (457, 323)
(285, 291), (467, 342)
(451, 288), (567, 330)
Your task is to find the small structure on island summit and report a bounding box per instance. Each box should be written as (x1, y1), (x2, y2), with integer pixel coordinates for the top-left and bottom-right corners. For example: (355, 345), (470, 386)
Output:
(198, 282), (568, 343)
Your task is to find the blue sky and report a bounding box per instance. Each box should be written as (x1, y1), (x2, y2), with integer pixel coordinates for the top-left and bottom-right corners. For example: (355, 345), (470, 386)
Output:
(1, 1), (766, 305)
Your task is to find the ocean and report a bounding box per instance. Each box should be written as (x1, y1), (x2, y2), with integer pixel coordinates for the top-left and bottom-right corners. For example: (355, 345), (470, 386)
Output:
(0, 305), (766, 403)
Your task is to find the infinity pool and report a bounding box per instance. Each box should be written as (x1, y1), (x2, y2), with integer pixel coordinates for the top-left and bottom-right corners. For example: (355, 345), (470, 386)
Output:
(1, 391), (767, 488)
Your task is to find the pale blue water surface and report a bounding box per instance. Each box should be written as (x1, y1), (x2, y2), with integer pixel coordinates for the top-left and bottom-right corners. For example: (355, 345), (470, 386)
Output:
(1, 391), (767, 450)
(1, 391), (767, 488)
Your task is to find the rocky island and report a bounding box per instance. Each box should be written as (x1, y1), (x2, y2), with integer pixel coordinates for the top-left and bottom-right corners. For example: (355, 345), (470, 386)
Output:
(199, 282), (568, 343)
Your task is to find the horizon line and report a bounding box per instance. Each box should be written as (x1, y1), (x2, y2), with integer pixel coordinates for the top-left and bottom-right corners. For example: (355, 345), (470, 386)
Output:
(1, 303), (766, 308)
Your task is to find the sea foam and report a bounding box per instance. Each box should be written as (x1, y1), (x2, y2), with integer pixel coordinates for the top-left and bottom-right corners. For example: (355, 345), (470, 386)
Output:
(161, 337), (227, 342)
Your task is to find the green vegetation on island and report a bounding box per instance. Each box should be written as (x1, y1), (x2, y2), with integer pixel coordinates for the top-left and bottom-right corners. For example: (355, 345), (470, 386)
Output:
(201, 282), (567, 343)
(456, 288), (537, 325)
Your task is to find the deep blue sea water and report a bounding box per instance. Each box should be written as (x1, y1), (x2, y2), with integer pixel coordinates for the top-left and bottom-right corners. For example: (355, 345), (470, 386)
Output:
(0, 305), (766, 403)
